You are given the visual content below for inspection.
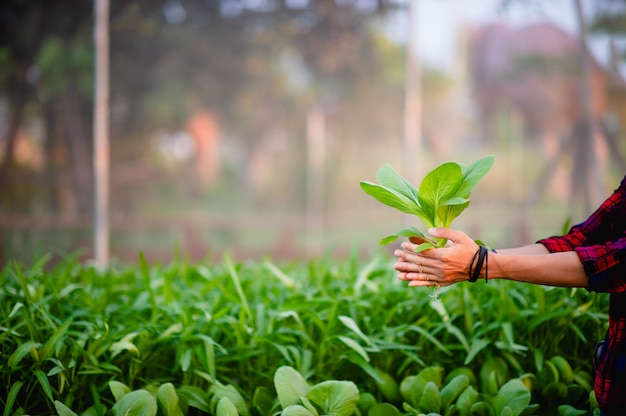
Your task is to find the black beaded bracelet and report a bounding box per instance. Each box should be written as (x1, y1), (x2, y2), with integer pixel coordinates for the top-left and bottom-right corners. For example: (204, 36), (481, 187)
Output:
(468, 246), (490, 283)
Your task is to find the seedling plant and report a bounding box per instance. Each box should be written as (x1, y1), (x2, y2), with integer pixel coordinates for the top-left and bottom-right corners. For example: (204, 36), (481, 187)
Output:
(359, 155), (495, 252)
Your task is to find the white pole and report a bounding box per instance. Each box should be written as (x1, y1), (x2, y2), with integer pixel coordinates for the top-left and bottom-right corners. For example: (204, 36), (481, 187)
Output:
(573, 0), (602, 213)
(404, 0), (422, 184)
(306, 106), (326, 256)
(403, 0), (422, 231)
(94, 0), (110, 266)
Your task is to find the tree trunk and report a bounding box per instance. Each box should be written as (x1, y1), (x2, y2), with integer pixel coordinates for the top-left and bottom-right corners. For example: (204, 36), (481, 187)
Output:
(93, 0), (110, 265)
(572, 0), (602, 216)
(0, 77), (26, 190)
(65, 82), (93, 214)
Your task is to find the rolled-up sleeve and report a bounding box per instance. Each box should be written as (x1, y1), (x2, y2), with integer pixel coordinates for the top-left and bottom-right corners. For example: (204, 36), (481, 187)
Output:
(575, 240), (626, 293)
(537, 176), (626, 293)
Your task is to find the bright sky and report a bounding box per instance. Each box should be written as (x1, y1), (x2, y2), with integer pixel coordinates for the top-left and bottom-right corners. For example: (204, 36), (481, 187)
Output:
(391, 0), (613, 72)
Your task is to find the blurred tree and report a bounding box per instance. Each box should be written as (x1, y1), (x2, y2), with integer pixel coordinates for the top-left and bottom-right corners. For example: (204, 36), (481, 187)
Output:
(589, 0), (626, 160)
(0, 0), (92, 214)
(0, 0), (404, 207)
(0, 0), (405, 222)
(108, 0), (403, 154)
(588, 0), (626, 49)
(485, 0), (626, 224)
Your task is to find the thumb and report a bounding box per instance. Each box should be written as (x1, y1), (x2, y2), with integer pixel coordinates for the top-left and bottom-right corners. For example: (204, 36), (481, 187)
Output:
(428, 227), (468, 243)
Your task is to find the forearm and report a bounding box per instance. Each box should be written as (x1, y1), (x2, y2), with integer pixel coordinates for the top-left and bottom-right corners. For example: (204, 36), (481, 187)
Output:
(395, 229), (590, 289)
(495, 243), (550, 256)
(486, 250), (588, 288)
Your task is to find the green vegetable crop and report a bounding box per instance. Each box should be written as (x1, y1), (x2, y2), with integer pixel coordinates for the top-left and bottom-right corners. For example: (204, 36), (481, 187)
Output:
(360, 155), (494, 252)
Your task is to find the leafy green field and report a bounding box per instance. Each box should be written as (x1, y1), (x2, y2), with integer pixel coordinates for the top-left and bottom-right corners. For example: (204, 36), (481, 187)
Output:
(1, 252), (607, 416)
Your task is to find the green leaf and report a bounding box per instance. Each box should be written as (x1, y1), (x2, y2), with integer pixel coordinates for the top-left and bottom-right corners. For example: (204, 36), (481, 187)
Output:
(157, 383), (184, 416)
(8, 341), (42, 368)
(179, 347), (192, 372)
(110, 390), (158, 416)
(437, 197), (470, 228)
(216, 398), (239, 416)
(34, 369), (54, 403)
(416, 366), (445, 388)
(40, 318), (73, 360)
(368, 403), (403, 416)
(413, 242), (436, 253)
(252, 386), (276, 416)
(418, 162), (463, 225)
(210, 384), (249, 416)
(418, 381), (441, 414)
(400, 375), (419, 405)
(499, 406), (514, 416)
(441, 196), (471, 206)
(358, 392), (376, 414)
(4, 381), (24, 416)
(407, 326), (452, 356)
(492, 379), (531, 416)
(54, 401), (78, 416)
(176, 385), (211, 413)
(360, 181), (421, 216)
(275, 366), (310, 409)
(224, 253), (252, 325)
(109, 381), (132, 402)
(337, 336), (370, 362)
(109, 332), (140, 358)
(469, 401), (495, 416)
(338, 315), (371, 346)
(374, 369), (401, 402)
(376, 164), (420, 204)
(557, 405), (588, 416)
(80, 404), (108, 416)
(379, 227), (432, 245)
(457, 155), (495, 198)
(264, 260), (296, 289)
(456, 386), (479, 412)
(440, 375), (470, 411)
(281, 405), (315, 416)
(299, 397), (320, 416)
(400, 367), (444, 408)
(465, 339), (491, 365)
(306, 380), (359, 416)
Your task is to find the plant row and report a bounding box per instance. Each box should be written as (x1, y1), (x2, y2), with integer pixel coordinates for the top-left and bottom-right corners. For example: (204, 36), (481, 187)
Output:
(0, 252), (608, 415)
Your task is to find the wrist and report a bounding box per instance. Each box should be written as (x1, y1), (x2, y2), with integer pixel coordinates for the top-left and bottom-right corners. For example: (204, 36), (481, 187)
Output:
(468, 246), (493, 283)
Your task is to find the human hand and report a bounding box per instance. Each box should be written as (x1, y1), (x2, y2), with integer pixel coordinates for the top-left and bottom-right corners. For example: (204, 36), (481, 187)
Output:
(394, 228), (479, 287)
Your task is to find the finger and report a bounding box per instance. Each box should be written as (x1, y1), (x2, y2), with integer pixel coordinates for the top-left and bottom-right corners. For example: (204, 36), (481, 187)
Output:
(410, 281), (453, 288)
(408, 279), (436, 287)
(393, 249), (425, 266)
(400, 242), (438, 261)
(403, 271), (440, 283)
(428, 227), (469, 244)
(397, 241), (420, 253)
(394, 261), (423, 275)
(396, 272), (409, 281)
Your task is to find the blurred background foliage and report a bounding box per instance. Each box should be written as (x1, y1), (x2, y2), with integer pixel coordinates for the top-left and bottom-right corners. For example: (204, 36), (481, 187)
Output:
(0, 0), (625, 264)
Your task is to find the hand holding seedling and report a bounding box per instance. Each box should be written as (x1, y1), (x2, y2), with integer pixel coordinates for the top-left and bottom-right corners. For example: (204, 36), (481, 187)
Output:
(394, 228), (480, 287)
(360, 155), (494, 252)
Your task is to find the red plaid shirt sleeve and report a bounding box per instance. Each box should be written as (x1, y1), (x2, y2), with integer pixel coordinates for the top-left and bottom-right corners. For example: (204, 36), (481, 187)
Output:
(538, 175), (626, 293)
